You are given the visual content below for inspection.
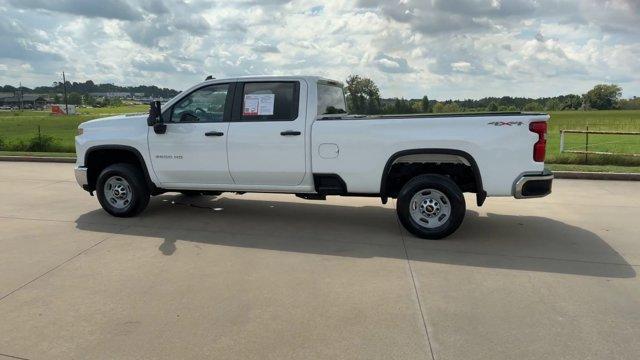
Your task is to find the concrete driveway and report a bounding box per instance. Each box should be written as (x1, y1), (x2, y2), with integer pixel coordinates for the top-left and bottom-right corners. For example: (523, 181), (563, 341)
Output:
(0, 162), (638, 360)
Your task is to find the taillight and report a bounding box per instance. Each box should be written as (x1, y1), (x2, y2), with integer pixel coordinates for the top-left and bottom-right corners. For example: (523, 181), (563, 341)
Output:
(529, 121), (547, 162)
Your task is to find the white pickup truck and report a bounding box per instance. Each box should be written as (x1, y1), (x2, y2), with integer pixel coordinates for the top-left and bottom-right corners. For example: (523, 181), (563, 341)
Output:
(75, 75), (553, 239)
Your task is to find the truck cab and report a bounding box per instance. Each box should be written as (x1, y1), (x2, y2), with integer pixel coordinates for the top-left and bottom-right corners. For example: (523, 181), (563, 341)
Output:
(150, 77), (313, 190)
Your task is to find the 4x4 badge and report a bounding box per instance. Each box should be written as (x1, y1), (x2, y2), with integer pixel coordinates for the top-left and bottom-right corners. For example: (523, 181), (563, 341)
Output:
(488, 121), (524, 126)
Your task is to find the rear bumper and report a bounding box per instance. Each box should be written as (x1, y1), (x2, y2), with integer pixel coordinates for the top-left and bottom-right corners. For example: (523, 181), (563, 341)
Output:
(514, 171), (553, 199)
(74, 166), (88, 188)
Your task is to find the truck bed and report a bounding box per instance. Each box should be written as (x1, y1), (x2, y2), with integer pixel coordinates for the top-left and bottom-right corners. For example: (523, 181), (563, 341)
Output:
(317, 112), (547, 120)
(311, 112), (549, 196)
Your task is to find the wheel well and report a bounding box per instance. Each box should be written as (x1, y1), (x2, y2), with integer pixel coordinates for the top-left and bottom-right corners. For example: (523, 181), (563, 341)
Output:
(380, 150), (486, 206)
(385, 161), (476, 197)
(85, 147), (152, 192)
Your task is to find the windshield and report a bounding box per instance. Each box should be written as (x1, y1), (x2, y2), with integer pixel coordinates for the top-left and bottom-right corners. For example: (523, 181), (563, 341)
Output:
(317, 82), (347, 115)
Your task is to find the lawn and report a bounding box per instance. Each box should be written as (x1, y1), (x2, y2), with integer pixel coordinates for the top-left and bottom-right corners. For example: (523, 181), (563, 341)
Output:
(0, 151), (76, 157)
(546, 163), (640, 174)
(0, 105), (147, 152)
(546, 110), (640, 166)
(1, 107), (639, 171)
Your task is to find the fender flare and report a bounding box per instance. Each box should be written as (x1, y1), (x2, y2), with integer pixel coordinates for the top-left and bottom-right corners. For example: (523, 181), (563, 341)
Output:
(379, 148), (487, 206)
(84, 145), (157, 192)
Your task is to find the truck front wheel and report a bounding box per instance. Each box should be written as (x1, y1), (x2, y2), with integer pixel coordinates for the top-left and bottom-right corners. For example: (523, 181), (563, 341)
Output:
(96, 163), (150, 217)
(396, 174), (466, 240)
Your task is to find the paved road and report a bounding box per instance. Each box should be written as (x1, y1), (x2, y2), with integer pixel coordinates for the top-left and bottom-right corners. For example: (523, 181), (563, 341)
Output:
(0, 162), (639, 360)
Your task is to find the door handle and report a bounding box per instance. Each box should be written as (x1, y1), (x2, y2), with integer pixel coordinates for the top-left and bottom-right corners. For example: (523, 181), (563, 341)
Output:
(280, 130), (301, 136)
(204, 131), (224, 137)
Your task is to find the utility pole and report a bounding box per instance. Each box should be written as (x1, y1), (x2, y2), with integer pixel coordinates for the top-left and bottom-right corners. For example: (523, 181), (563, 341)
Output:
(62, 71), (69, 115)
(19, 81), (23, 110)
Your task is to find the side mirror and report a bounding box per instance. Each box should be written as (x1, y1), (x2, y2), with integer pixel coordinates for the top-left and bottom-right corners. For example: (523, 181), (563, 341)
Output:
(147, 101), (167, 134)
(153, 122), (167, 134)
(147, 101), (162, 126)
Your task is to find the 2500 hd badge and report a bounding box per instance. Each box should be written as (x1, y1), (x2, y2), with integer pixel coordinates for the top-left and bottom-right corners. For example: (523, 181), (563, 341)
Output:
(155, 155), (183, 160)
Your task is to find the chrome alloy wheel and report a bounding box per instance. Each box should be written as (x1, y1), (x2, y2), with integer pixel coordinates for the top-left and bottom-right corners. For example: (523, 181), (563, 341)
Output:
(103, 176), (133, 210)
(409, 189), (451, 228)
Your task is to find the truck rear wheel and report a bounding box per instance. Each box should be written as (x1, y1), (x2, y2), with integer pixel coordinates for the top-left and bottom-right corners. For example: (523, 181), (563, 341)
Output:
(396, 174), (466, 240)
(96, 163), (150, 217)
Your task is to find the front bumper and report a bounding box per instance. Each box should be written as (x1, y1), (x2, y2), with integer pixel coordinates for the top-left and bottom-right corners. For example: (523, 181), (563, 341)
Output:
(514, 171), (553, 199)
(74, 166), (88, 188)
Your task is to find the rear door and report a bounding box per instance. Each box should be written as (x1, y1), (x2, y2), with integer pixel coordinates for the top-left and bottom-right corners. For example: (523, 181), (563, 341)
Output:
(226, 81), (307, 186)
(148, 83), (234, 185)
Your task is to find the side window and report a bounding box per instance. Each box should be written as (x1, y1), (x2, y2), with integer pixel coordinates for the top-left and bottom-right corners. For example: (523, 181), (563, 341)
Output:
(170, 84), (230, 123)
(317, 83), (347, 115)
(240, 82), (298, 121)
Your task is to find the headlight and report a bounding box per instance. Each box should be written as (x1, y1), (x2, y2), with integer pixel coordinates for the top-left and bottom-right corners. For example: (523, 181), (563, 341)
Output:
(77, 128), (84, 136)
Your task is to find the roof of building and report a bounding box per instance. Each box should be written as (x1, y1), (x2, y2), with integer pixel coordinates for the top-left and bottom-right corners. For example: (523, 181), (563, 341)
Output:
(0, 93), (49, 102)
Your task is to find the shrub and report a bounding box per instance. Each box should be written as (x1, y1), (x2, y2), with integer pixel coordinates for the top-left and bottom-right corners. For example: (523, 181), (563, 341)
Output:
(9, 140), (28, 152)
(26, 133), (58, 152)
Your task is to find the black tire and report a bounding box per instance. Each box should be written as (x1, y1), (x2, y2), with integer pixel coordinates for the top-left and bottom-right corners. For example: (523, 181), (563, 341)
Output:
(96, 163), (150, 217)
(396, 174), (466, 240)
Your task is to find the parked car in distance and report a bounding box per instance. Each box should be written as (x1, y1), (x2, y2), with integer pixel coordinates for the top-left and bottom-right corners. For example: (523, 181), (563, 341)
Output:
(74, 75), (552, 239)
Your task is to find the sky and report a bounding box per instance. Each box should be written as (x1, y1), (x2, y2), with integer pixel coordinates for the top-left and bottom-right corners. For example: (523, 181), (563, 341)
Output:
(0, 0), (639, 100)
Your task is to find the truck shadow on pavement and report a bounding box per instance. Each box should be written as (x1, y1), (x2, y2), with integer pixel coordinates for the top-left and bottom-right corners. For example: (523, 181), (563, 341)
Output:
(75, 194), (636, 279)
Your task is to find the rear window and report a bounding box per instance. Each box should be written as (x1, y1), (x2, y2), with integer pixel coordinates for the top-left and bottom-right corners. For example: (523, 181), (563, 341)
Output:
(240, 82), (298, 121)
(317, 83), (347, 115)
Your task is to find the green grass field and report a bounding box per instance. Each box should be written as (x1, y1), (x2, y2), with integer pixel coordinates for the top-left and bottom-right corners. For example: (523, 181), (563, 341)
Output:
(546, 163), (640, 173)
(0, 151), (76, 157)
(1, 107), (639, 170)
(546, 110), (640, 166)
(0, 105), (147, 152)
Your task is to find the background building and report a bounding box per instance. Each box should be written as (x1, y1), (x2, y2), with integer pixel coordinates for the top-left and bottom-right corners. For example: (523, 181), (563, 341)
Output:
(0, 91), (51, 109)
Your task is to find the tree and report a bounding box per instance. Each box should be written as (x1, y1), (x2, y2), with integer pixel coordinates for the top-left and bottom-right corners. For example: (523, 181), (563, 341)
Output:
(67, 92), (82, 105)
(523, 101), (543, 111)
(619, 97), (640, 110)
(561, 94), (582, 110)
(411, 101), (423, 113)
(442, 102), (462, 113)
(433, 102), (461, 113)
(84, 93), (97, 107)
(486, 101), (499, 112)
(545, 98), (561, 111)
(392, 98), (413, 114)
(345, 75), (381, 114)
(582, 84), (622, 110)
(421, 95), (430, 113)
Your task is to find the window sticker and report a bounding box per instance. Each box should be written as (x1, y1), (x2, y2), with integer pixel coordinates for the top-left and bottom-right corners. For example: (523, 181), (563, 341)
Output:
(243, 94), (275, 116)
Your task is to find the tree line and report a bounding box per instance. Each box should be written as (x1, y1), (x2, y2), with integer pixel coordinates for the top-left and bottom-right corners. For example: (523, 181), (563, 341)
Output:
(3, 76), (638, 112)
(345, 75), (638, 114)
(1, 80), (180, 99)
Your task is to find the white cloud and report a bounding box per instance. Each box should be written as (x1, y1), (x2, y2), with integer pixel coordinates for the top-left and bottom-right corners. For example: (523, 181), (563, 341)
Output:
(374, 53), (416, 73)
(0, 0), (638, 99)
(451, 61), (472, 73)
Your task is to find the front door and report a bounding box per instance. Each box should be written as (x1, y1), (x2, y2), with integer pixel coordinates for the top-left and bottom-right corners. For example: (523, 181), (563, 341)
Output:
(148, 83), (234, 185)
(227, 81), (306, 186)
